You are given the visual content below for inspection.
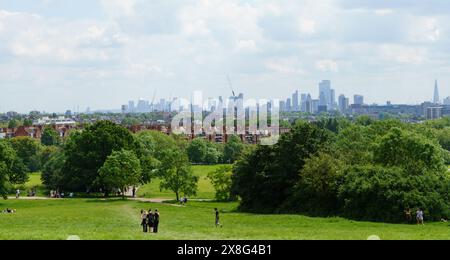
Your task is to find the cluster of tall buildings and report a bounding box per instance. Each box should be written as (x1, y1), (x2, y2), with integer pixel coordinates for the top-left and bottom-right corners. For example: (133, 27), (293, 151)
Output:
(280, 80), (364, 114)
(122, 98), (176, 114)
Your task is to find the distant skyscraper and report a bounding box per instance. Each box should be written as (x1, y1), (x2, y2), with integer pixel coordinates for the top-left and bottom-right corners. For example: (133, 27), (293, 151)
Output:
(425, 107), (442, 120)
(292, 90), (299, 112)
(279, 100), (286, 112)
(354, 95), (364, 105)
(338, 95), (349, 113)
(434, 80), (440, 104)
(128, 101), (135, 113)
(286, 98), (292, 112)
(444, 97), (450, 105)
(330, 89), (336, 110)
(305, 94), (312, 113)
(301, 94), (308, 112)
(319, 80), (331, 106)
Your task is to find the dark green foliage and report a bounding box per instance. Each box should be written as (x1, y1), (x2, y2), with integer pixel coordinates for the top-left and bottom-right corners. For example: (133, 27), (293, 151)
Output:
(289, 153), (344, 215)
(187, 138), (222, 164)
(339, 165), (450, 222)
(208, 165), (236, 202)
(41, 127), (61, 146)
(232, 122), (331, 212)
(232, 119), (450, 223)
(223, 135), (245, 163)
(42, 151), (66, 190)
(97, 149), (142, 195)
(8, 137), (42, 172)
(62, 121), (139, 191)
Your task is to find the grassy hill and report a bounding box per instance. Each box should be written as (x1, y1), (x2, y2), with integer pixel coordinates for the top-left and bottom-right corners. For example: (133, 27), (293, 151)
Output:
(1, 198), (450, 240)
(2, 165), (450, 240)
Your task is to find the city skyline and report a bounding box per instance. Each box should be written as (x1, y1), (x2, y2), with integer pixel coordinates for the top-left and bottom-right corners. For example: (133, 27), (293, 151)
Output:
(1, 0), (450, 113)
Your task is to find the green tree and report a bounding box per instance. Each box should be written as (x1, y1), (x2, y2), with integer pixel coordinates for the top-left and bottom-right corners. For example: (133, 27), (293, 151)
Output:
(97, 150), (142, 197)
(135, 131), (179, 183)
(187, 138), (222, 164)
(62, 121), (139, 191)
(0, 141), (16, 199)
(8, 119), (18, 129)
(339, 165), (450, 222)
(41, 127), (61, 146)
(157, 148), (198, 201)
(232, 122), (331, 212)
(42, 151), (66, 191)
(374, 128), (446, 175)
(23, 118), (33, 127)
(290, 153), (344, 215)
(223, 135), (244, 163)
(8, 137), (42, 172)
(208, 165), (236, 201)
(187, 138), (208, 163)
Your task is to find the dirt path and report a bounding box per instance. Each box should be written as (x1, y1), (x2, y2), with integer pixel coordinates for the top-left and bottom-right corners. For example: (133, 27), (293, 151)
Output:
(7, 196), (50, 200)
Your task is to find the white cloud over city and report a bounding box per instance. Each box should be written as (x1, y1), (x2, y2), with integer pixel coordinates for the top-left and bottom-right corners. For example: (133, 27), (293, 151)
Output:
(0, 0), (449, 112)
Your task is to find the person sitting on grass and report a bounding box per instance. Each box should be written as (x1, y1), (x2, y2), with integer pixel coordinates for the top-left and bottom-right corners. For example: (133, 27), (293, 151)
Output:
(1, 208), (16, 214)
(147, 209), (154, 233)
(416, 209), (425, 225)
(140, 210), (148, 233)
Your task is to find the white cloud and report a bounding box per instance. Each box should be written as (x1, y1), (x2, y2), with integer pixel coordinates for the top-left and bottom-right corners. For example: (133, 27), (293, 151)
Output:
(374, 9), (394, 16)
(265, 58), (305, 74)
(315, 59), (338, 72)
(100, 0), (139, 17)
(409, 17), (441, 42)
(1, 0), (450, 112)
(380, 44), (427, 64)
(298, 18), (317, 34)
(235, 39), (259, 52)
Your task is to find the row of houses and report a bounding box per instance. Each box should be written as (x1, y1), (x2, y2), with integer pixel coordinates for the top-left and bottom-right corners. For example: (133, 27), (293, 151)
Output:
(0, 125), (75, 140)
(1, 119), (289, 145)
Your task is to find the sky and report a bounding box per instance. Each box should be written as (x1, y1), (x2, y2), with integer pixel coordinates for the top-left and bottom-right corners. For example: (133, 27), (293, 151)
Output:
(0, 0), (450, 113)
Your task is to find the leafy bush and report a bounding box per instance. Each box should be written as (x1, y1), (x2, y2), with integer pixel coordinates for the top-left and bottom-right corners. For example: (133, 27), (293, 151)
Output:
(208, 165), (236, 202)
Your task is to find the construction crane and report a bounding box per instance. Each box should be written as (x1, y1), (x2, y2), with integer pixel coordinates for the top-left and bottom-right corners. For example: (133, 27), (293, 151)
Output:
(227, 75), (236, 98)
(150, 90), (157, 113)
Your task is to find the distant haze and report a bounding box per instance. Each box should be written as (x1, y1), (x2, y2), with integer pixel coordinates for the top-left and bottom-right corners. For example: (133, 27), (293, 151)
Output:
(0, 0), (449, 113)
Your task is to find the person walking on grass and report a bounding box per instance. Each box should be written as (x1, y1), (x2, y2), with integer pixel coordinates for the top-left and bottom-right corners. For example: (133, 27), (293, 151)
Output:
(215, 208), (222, 228)
(141, 210), (148, 233)
(416, 209), (425, 225)
(153, 209), (160, 233)
(147, 209), (154, 233)
(16, 189), (20, 199)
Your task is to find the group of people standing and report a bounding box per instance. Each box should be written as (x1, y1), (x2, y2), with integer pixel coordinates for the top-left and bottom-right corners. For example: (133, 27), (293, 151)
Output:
(405, 208), (425, 225)
(140, 209), (160, 233)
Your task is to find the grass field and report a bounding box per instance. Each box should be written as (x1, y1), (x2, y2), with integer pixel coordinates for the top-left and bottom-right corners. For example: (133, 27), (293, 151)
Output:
(1, 199), (450, 240)
(1, 165), (450, 240)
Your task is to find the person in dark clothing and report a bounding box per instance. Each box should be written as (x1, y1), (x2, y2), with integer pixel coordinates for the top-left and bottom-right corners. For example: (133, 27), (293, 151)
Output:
(215, 208), (222, 227)
(140, 210), (148, 233)
(147, 209), (154, 233)
(153, 209), (160, 233)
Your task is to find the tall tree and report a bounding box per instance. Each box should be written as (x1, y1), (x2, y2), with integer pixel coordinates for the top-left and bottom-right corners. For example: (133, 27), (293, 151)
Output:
(157, 148), (198, 201)
(8, 137), (42, 172)
(62, 121), (139, 191)
(97, 150), (142, 197)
